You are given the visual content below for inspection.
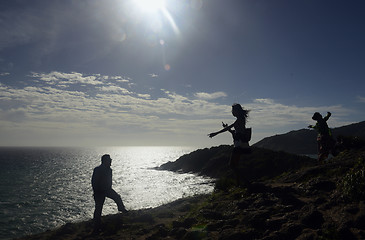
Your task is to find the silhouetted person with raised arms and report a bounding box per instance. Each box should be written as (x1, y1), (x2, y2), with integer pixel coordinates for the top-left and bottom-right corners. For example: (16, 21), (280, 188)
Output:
(92, 154), (128, 233)
(208, 103), (252, 186)
(308, 112), (336, 162)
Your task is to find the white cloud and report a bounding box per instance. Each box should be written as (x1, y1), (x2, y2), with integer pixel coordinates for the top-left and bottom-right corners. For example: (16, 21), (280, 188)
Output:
(112, 76), (130, 82)
(0, 72), (358, 147)
(247, 98), (353, 130)
(149, 73), (158, 78)
(97, 86), (131, 94)
(137, 93), (151, 99)
(254, 98), (274, 104)
(31, 71), (103, 85)
(195, 91), (227, 100)
(0, 73), (230, 146)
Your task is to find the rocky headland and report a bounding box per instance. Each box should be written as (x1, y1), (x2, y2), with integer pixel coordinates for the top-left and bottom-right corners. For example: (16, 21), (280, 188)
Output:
(16, 144), (365, 240)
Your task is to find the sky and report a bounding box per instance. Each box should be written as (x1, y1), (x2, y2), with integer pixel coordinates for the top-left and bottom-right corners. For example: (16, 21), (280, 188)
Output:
(0, 0), (364, 147)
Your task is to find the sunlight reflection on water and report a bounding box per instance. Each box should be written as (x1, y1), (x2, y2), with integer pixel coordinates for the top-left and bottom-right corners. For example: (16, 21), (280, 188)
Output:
(104, 146), (214, 210)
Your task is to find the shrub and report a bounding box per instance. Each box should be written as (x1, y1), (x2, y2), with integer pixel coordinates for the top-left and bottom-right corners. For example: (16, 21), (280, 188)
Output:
(341, 157), (365, 201)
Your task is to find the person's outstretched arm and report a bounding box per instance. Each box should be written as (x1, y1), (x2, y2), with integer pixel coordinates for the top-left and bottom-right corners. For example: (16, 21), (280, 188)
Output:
(208, 122), (234, 138)
(222, 122), (234, 134)
(324, 112), (331, 121)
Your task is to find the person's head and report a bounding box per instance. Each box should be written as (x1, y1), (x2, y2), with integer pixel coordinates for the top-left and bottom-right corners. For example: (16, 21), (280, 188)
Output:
(232, 103), (249, 121)
(101, 154), (112, 167)
(312, 112), (322, 121)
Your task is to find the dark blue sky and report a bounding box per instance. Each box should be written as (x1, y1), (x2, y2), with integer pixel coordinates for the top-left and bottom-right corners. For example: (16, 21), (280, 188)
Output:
(0, 0), (364, 146)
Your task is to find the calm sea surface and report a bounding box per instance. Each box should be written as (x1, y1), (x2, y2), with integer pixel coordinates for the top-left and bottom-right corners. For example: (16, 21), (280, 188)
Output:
(0, 147), (214, 240)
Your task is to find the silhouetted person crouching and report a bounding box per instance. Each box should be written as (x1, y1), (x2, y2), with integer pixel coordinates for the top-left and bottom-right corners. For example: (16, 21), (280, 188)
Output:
(92, 154), (128, 233)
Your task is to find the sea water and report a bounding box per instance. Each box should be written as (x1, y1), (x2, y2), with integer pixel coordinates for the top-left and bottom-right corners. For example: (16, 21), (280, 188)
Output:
(0, 147), (214, 240)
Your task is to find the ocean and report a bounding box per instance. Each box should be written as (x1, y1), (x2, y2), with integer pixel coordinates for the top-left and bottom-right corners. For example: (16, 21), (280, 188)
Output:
(0, 146), (215, 240)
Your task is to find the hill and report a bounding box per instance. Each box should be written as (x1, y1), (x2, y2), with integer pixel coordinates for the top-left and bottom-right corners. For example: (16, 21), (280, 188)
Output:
(16, 145), (365, 239)
(157, 145), (315, 181)
(253, 121), (365, 155)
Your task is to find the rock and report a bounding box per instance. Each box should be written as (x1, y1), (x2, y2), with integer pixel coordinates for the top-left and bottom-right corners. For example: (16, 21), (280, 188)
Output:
(296, 228), (318, 240)
(56, 223), (75, 235)
(172, 218), (197, 229)
(244, 210), (271, 229)
(300, 209), (324, 229)
(265, 217), (286, 231)
(172, 220), (183, 228)
(266, 227), (308, 240)
(311, 180), (336, 192)
(236, 199), (250, 209)
(137, 228), (150, 235)
(225, 218), (240, 227)
(345, 205), (360, 214)
(280, 194), (305, 210)
(219, 229), (255, 240)
(156, 211), (174, 218)
(279, 223), (304, 239)
(200, 209), (224, 220)
(205, 221), (225, 231)
(313, 197), (327, 205)
(248, 182), (271, 193)
(253, 197), (277, 208)
(146, 225), (169, 240)
(354, 214), (365, 229)
(182, 218), (197, 228)
(338, 226), (357, 240)
(359, 230), (365, 239)
(170, 227), (187, 238)
(183, 230), (207, 240)
(133, 213), (155, 223)
(178, 203), (192, 212)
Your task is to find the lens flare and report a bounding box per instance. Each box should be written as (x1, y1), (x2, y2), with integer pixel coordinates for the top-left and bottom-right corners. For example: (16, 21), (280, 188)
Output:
(133, 0), (165, 12)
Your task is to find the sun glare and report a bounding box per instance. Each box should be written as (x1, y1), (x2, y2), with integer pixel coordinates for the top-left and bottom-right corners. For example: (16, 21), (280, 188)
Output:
(134, 0), (166, 12)
(130, 0), (180, 35)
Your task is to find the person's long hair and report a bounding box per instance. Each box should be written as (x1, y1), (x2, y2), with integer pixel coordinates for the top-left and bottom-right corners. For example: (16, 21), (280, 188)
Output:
(232, 103), (250, 125)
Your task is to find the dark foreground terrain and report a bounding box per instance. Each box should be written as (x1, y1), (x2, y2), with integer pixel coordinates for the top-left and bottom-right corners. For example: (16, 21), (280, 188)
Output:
(16, 146), (365, 240)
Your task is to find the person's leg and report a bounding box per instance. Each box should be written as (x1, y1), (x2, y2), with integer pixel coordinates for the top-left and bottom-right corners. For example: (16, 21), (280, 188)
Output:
(93, 193), (105, 232)
(230, 148), (242, 186)
(316, 137), (321, 161)
(106, 189), (127, 213)
(319, 147), (329, 162)
(328, 136), (338, 156)
(239, 153), (251, 187)
(229, 152), (239, 169)
(319, 136), (330, 162)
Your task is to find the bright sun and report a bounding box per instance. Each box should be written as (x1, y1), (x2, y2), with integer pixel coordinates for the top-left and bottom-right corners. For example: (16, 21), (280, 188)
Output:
(130, 0), (180, 36)
(133, 0), (166, 12)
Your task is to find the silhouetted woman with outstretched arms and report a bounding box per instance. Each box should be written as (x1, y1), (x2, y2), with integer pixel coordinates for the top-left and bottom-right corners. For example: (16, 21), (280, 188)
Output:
(208, 103), (252, 186)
